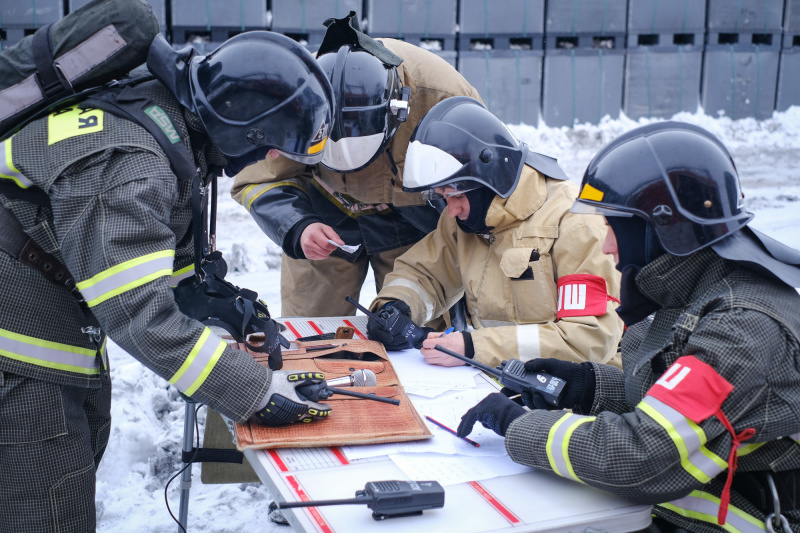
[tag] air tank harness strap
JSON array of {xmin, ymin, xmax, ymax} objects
[{"xmin": 0, "ymin": 204, "xmax": 81, "ymax": 297}]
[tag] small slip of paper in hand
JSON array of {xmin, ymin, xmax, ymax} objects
[{"xmin": 327, "ymin": 239, "xmax": 361, "ymax": 254}]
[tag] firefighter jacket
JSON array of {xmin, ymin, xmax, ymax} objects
[
  {"xmin": 505, "ymin": 247, "xmax": 800, "ymax": 533},
  {"xmin": 230, "ymin": 38, "xmax": 483, "ymax": 261},
  {"xmin": 371, "ymin": 164, "xmax": 624, "ymax": 368},
  {"xmin": 0, "ymin": 80, "xmax": 270, "ymax": 424}
]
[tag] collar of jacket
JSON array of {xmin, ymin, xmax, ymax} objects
[
  {"xmin": 634, "ymin": 247, "xmax": 738, "ymax": 309},
  {"xmin": 483, "ymin": 164, "xmax": 547, "ymax": 232}
]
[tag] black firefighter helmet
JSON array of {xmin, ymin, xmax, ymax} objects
[
  {"xmin": 403, "ymin": 96, "xmax": 525, "ymax": 200},
  {"xmin": 316, "ymin": 44, "xmax": 410, "ymax": 173},
  {"xmin": 147, "ymin": 32, "xmax": 334, "ymax": 168},
  {"xmin": 572, "ymin": 121, "xmax": 800, "ymax": 287}
]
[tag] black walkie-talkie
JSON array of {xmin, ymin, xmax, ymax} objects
[
  {"xmin": 434, "ymin": 344, "xmax": 566, "ymax": 408},
  {"xmin": 277, "ymin": 480, "xmax": 445, "ymax": 520}
]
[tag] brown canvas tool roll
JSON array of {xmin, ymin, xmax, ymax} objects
[{"xmin": 232, "ymin": 338, "xmax": 432, "ymax": 450}]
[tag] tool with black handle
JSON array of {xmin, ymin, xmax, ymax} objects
[
  {"xmin": 345, "ymin": 295, "xmax": 428, "ymax": 349},
  {"xmin": 276, "ymin": 480, "xmax": 445, "ymax": 520},
  {"xmin": 291, "ymin": 372, "xmax": 400, "ymax": 406},
  {"xmin": 433, "ymin": 344, "xmax": 566, "ymax": 408}
]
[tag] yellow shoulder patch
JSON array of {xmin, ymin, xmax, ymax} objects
[{"xmin": 48, "ymin": 106, "xmax": 104, "ymax": 146}]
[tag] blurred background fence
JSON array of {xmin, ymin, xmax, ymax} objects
[{"xmin": 2, "ymin": 0, "xmax": 798, "ymax": 125}]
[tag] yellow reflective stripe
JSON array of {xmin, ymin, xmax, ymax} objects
[
  {"xmin": 169, "ymin": 328, "xmax": 226, "ymax": 396},
  {"xmin": 0, "ymin": 326, "xmax": 100, "ymax": 375},
  {"xmin": 737, "ymin": 442, "xmax": 766, "ymax": 457},
  {"xmin": 1, "ymin": 138, "xmax": 34, "ymax": 188},
  {"xmin": 659, "ymin": 490, "xmax": 765, "ymax": 533},
  {"xmin": 638, "ymin": 397, "xmax": 727, "ymax": 483},
  {"xmin": 790, "ymin": 432, "xmax": 800, "ymax": 445},
  {"xmin": 77, "ymin": 250, "xmax": 175, "ymax": 307},
  {"xmin": 171, "ymin": 264, "xmax": 194, "ymax": 287},
  {"xmin": 545, "ymin": 412, "xmax": 596, "ymax": 483},
  {"xmin": 242, "ymin": 181, "xmax": 305, "ymax": 211}
]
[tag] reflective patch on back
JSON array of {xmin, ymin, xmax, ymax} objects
[{"xmin": 48, "ymin": 106, "xmax": 104, "ymax": 145}]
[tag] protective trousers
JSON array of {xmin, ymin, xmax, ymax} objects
[
  {"xmin": 279, "ymin": 244, "xmax": 415, "ymax": 317},
  {"xmin": 0, "ymin": 370, "xmax": 112, "ymax": 533}
]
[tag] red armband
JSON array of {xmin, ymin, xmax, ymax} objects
[
  {"xmin": 556, "ymin": 274, "xmax": 617, "ymax": 320},
  {"xmin": 647, "ymin": 356, "xmax": 754, "ymax": 526}
]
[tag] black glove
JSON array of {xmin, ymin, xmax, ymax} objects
[
  {"xmin": 252, "ymin": 371, "xmax": 332, "ymax": 426},
  {"xmin": 522, "ymin": 359, "xmax": 596, "ymax": 413},
  {"xmin": 366, "ymin": 300, "xmax": 433, "ymax": 351},
  {"xmin": 457, "ymin": 393, "xmax": 526, "ymax": 438}
]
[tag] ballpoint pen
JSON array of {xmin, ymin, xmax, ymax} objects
[
  {"xmin": 425, "ymin": 415, "xmax": 480, "ymax": 447},
  {"xmin": 441, "ymin": 327, "xmax": 455, "ymax": 336}
]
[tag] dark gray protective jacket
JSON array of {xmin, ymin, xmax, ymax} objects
[
  {"xmin": 0, "ymin": 79, "xmax": 270, "ymax": 423},
  {"xmin": 505, "ymin": 248, "xmax": 800, "ymax": 532}
]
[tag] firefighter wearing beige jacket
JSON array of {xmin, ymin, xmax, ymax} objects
[{"xmin": 368, "ymin": 97, "xmax": 623, "ymax": 369}]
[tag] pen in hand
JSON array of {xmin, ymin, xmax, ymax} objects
[
  {"xmin": 440, "ymin": 327, "xmax": 455, "ymax": 337},
  {"xmin": 425, "ymin": 415, "xmax": 480, "ymax": 448}
]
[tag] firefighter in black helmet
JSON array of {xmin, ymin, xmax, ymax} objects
[
  {"xmin": 367, "ymin": 97, "xmax": 623, "ymax": 368},
  {"xmin": 0, "ymin": 30, "xmax": 333, "ymax": 531},
  {"xmin": 459, "ymin": 122, "xmax": 800, "ymax": 533},
  {"xmin": 230, "ymin": 12, "xmax": 483, "ymax": 321}
]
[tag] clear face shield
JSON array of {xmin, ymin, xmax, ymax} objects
[{"xmin": 420, "ymin": 182, "xmax": 480, "ymax": 201}]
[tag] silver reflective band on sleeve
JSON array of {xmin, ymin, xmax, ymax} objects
[
  {"xmin": 516, "ymin": 324, "xmax": 541, "ymax": 360},
  {"xmin": 0, "ymin": 326, "xmax": 101, "ymax": 375},
  {"xmin": 383, "ymin": 279, "xmax": 436, "ymax": 323},
  {"xmin": 638, "ymin": 395, "xmax": 727, "ymax": 484},
  {"xmin": 171, "ymin": 264, "xmax": 195, "ymax": 287},
  {"xmin": 403, "ymin": 140, "xmax": 463, "ymax": 190},
  {"xmin": 169, "ymin": 327, "xmax": 226, "ymax": 396},
  {"xmin": 659, "ymin": 491, "xmax": 766, "ymax": 532},
  {"xmin": 1, "ymin": 138, "xmax": 34, "ymax": 188},
  {"xmin": 545, "ymin": 412, "xmax": 596, "ymax": 483},
  {"xmin": 76, "ymin": 250, "xmax": 175, "ymax": 307}
]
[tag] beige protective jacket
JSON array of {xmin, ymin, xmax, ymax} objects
[
  {"xmin": 373, "ymin": 165, "xmax": 624, "ymax": 369},
  {"xmin": 231, "ymin": 38, "xmax": 483, "ymax": 209}
]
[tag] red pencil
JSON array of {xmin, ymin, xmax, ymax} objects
[{"xmin": 425, "ymin": 415, "xmax": 480, "ymax": 447}]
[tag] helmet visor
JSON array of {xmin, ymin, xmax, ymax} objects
[
  {"xmin": 320, "ymin": 132, "xmax": 385, "ymax": 171},
  {"xmin": 421, "ymin": 182, "xmax": 479, "ymax": 201},
  {"xmin": 404, "ymin": 139, "xmax": 466, "ymax": 191}
]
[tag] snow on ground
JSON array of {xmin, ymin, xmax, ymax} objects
[{"xmin": 96, "ymin": 109, "xmax": 800, "ymax": 532}]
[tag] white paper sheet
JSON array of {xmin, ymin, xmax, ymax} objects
[
  {"xmin": 389, "ymin": 452, "xmax": 533, "ymax": 486},
  {"xmin": 327, "ymin": 239, "xmax": 361, "ymax": 254}
]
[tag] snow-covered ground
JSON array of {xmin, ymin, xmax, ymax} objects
[{"xmin": 96, "ymin": 109, "xmax": 800, "ymax": 532}]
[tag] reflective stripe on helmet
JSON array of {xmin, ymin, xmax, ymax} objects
[
  {"xmin": 637, "ymin": 396, "xmax": 727, "ymax": 484},
  {"xmin": 404, "ymin": 140, "xmax": 464, "ymax": 191},
  {"xmin": 1, "ymin": 138, "xmax": 34, "ymax": 188},
  {"xmin": 76, "ymin": 250, "xmax": 175, "ymax": 307},
  {"xmin": 169, "ymin": 327, "xmax": 226, "ymax": 396},
  {"xmin": 0, "ymin": 326, "xmax": 101, "ymax": 375},
  {"xmin": 658, "ymin": 491, "xmax": 766, "ymax": 532},
  {"xmin": 545, "ymin": 412, "xmax": 596, "ymax": 483}
]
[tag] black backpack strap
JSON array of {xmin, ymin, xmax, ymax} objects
[
  {"xmin": 82, "ymin": 84, "xmax": 198, "ymax": 183},
  {"xmin": 32, "ymin": 24, "xmax": 75, "ymax": 101}
]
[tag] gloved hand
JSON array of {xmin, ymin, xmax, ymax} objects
[
  {"xmin": 456, "ymin": 393, "xmax": 526, "ymax": 438},
  {"xmin": 252, "ymin": 371, "xmax": 332, "ymax": 426},
  {"xmin": 522, "ymin": 359, "xmax": 596, "ymax": 413},
  {"xmin": 366, "ymin": 300, "xmax": 434, "ymax": 351}
]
